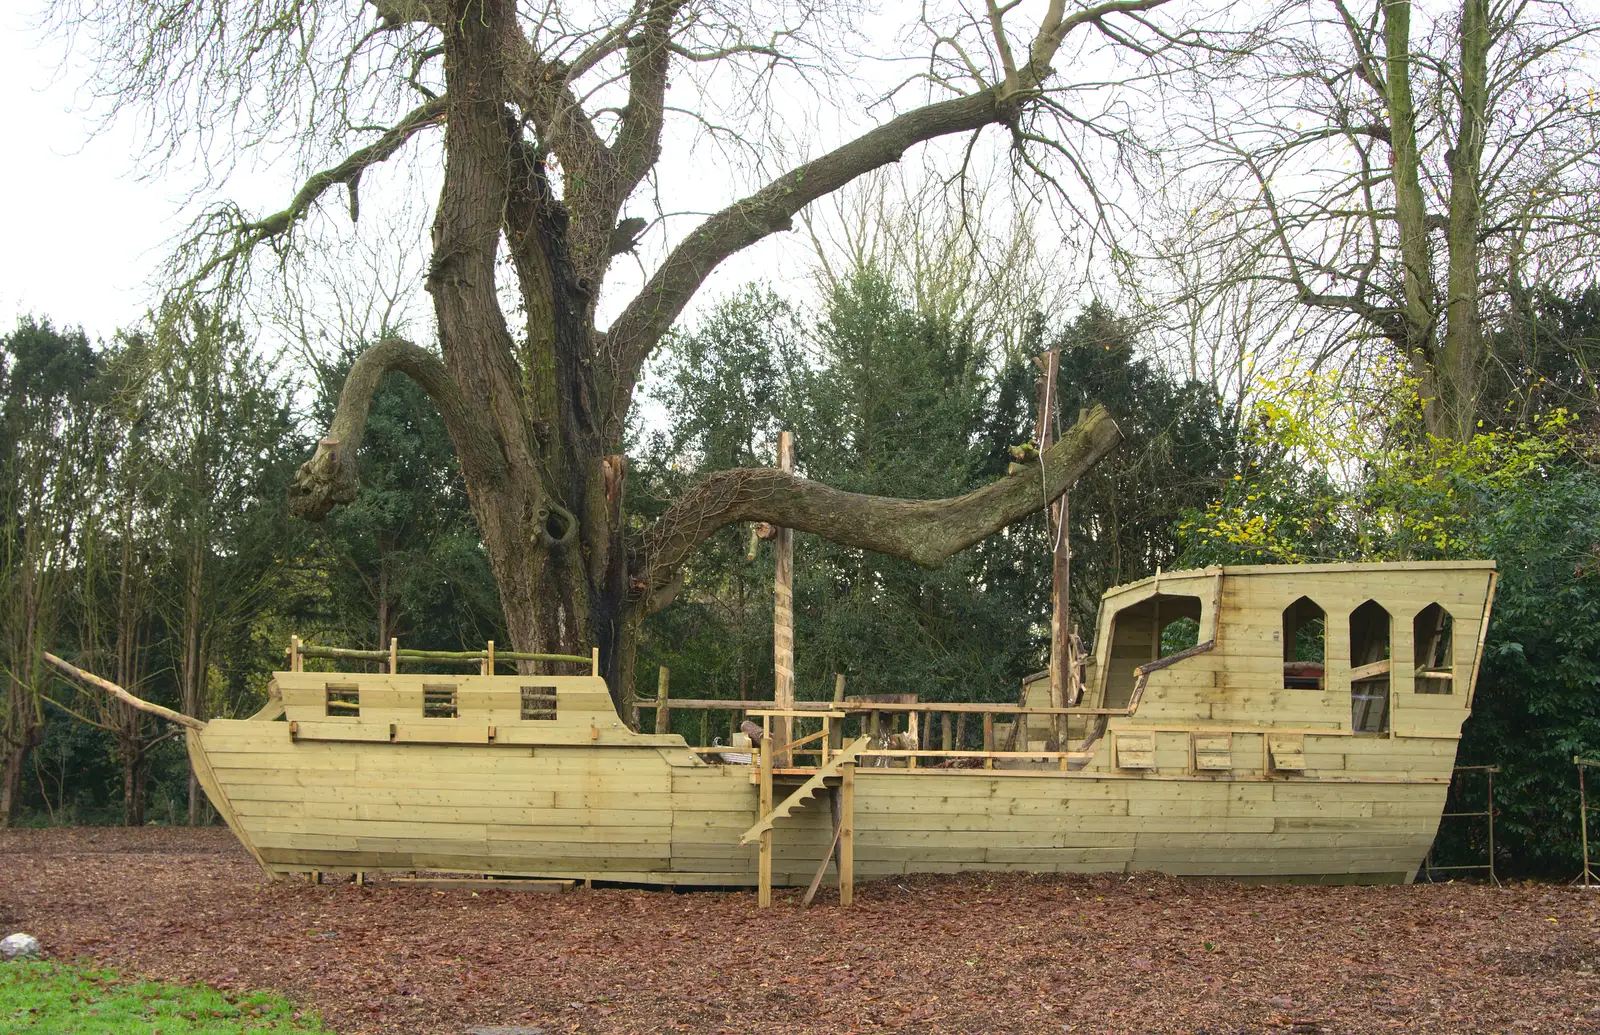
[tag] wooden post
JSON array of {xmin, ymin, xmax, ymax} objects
[
  {"xmin": 941, "ymin": 712, "xmax": 953, "ymax": 752},
  {"xmin": 1036, "ymin": 349, "xmax": 1074, "ymax": 743},
  {"xmin": 830, "ymin": 674, "xmax": 846, "ymax": 751},
  {"xmin": 291, "ymin": 635, "xmax": 303, "ymax": 672},
  {"xmin": 482, "ymin": 640, "xmax": 494, "ymax": 676},
  {"xmin": 592, "ymin": 646, "xmax": 601, "ymax": 678},
  {"xmin": 654, "ymin": 666, "xmax": 671, "ymax": 735},
  {"xmin": 773, "ymin": 430, "xmax": 796, "ymax": 767},
  {"xmin": 839, "ymin": 762, "xmax": 855, "ymax": 906},
  {"xmin": 389, "ymin": 637, "xmax": 399, "ymax": 675},
  {"xmin": 983, "ymin": 712, "xmax": 995, "ymax": 769},
  {"xmin": 758, "ymin": 719, "xmax": 774, "ymax": 908}
]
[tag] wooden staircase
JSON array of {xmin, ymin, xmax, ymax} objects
[{"xmin": 740, "ymin": 736, "xmax": 869, "ymax": 844}]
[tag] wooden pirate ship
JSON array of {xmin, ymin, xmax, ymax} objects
[{"xmin": 49, "ymin": 560, "xmax": 1497, "ymax": 900}]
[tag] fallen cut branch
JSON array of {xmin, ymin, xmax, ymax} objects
[
  {"xmin": 639, "ymin": 405, "xmax": 1122, "ymax": 599},
  {"xmin": 43, "ymin": 653, "xmax": 206, "ymax": 730}
]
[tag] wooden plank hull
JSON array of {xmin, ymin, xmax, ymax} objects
[{"xmin": 192, "ymin": 720, "xmax": 1447, "ymax": 886}]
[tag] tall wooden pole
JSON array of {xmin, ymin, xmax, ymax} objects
[
  {"xmin": 773, "ymin": 430, "xmax": 796, "ymax": 767},
  {"xmin": 1036, "ymin": 351, "xmax": 1073, "ymax": 743}
]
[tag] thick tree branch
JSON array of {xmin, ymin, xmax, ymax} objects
[
  {"xmin": 603, "ymin": 88, "xmax": 1005, "ymax": 422},
  {"xmin": 288, "ymin": 338, "xmax": 506, "ymax": 520},
  {"xmin": 637, "ymin": 406, "xmax": 1122, "ymax": 606},
  {"xmin": 613, "ymin": 1, "xmax": 681, "ymax": 191}
]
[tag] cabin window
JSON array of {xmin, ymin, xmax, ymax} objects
[
  {"xmin": 324, "ymin": 683, "xmax": 359, "ymax": 717},
  {"xmin": 1349, "ymin": 600, "xmax": 1392, "ymax": 733},
  {"xmin": 1160, "ymin": 617, "xmax": 1200, "ymax": 655},
  {"xmin": 1282, "ymin": 596, "xmax": 1326, "ymax": 689},
  {"xmin": 520, "ymin": 685, "xmax": 558, "ymax": 720},
  {"xmin": 423, "ymin": 683, "xmax": 458, "ymax": 718},
  {"xmin": 1414, "ymin": 604, "xmax": 1454, "ymax": 694},
  {"xmin": 1102, "ymin": 593, "xmax": 1205, "ymax": 709}
]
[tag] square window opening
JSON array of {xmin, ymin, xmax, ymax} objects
[
  {"xmin": 423, "ymin": 684, "xmax": 458, "ymax": 718},
  {"xmin": 520, "ymin": 685, "xmax": 558, "ymax": 721},
  {"xmin": 325, "ymin": 683, "xmax": 360, "ymax": 718}
]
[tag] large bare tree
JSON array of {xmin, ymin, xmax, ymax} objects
[
  {"xmin": 55, "ymin": 1, "xmax": 1186, "ymax": 708},
  {"xmin": 1166, "ymin": 0, "xmax": 1600, "ymax": 441}
]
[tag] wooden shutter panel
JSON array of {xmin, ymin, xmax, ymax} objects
[
  {"xmin": 1115, "ymin": 732, "xmax": 1156, "ymax": 770},
  {"xmin": 1192, "ymin": 733, "xmax": 1232, "ymax": 771},
  {"xmin": 1268, "ymin": 734, "xmax": 1306, "ymax": 771}
]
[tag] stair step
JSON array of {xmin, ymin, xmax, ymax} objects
[{"xmin": 739, "ymin": 737, "xmax": 868, "ymax": 844}]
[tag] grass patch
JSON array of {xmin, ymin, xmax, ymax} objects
[{"xmin": 1, "ymin": 960, "xmax": 331, "ymax": 1033}]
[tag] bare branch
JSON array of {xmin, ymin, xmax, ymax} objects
[{"xmin": 188, "ymin": 96, "xmax": 447, "ymax": 284}]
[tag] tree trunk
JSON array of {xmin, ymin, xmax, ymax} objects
[
  {"xmin": 1438, "ymin": 0, "xmax": 1490, "ymax": 442},
  {"xmin": 0, "ymin": 740, "xmax": 30, "ymax": 826},
  {"xmin": 122, "ymin": 738, "xmax": 146, "ymax": 827},
  {"xmin": 1385, "ymin": 0, "xmax": 1490, "ymax": 442},
  {"xmin": 1, "ymin": 563, "xmax": 46, "ymax": 828},
  {"xmin": 182, "ymin": 543, "xmax": 207, "ymax": 825}
]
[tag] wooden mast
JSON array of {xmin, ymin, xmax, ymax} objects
[
  {"xmin": 773, "ymin": 430, "xmax": 796, "ymax": 767},
  {"xmin": 1035, "ymin": 351, "xmax": 1074, "ymax": 743}
]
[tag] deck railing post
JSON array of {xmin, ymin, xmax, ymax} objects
[
  {"xmin": 1579, "ymin": 757, "xmax": 1599, "ymax": 888},
  {"xmin": 839, "ymin": 762, "xmax": 854, "ymax": 906},
  {"xmin": 654, "ymin": 667, "xmax": 671, "ymax": 736},
  {"xmin": 1487, "ymin": 767, "xmax": 1496, "ymax": 886},
  {"xmin": 758, "ymin": 725, "xmax": 774, "ymax": 908}
]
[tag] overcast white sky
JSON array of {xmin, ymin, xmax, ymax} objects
[{"xmin": 0, "ymin": 12, "xmax": 173, "ymax": 340}]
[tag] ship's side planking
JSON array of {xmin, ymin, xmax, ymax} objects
[{"xmin": 189, "ymin": 560, "xmax": 1496, "ymax": 886}]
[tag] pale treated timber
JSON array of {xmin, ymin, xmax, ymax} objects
[
  {"xmin": 654, "ymin": 666, "xmax": 671, "ymax": 735},
  {"xmin": 157, "ymin": 560, "xmax": 1496, "ymax": 894},
  {"xmin": 45, "ymin": 653, "xmax": 205, "ymax": 729},
  {"xmin": 839, "ymin": 762, "xmax": 855, "ymax": 906},
  {"xmin": 773, "ymin": 429, "xmax": 796, "ymax": 767},
  {"xmin": 758, "ymin": 728, "xmax": 773, "ymax": 908},
  {"xmin": 801, "ymin": 822, "xmax": 844, "ymax": 908}
]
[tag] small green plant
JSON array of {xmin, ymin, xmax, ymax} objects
[{"xmin": 0, "ymin": 960, "xmax": 329, "ymax": 1033}]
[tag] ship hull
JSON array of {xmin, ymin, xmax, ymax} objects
[{"xmin": 192, "ymin": 720, "xmax": 1448, "ymax": 886}]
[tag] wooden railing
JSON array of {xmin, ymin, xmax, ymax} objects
[{"xmin": 287, "ymin": 636, "xmax": 598, "ymax": 676}]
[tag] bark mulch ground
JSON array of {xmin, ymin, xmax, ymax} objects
[{"xmin": 3, "ymin": 826, "xmax": 1598, "ymax": 1035}]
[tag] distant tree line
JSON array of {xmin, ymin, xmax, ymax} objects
[{"xmin": 0, "ymin": 312, "xmax": 505, "ymax": 827}]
